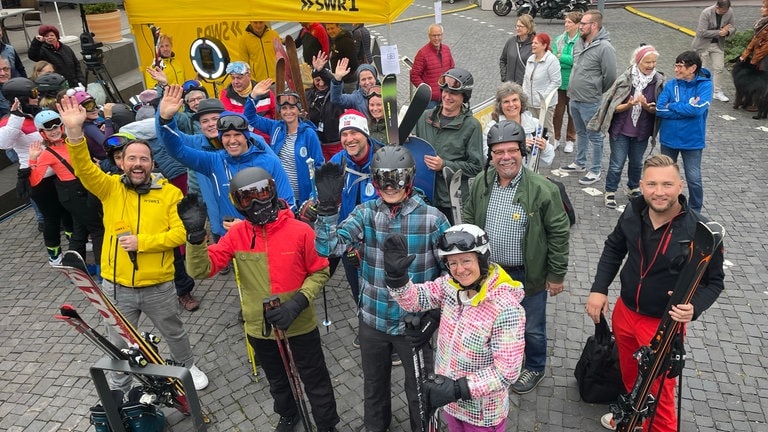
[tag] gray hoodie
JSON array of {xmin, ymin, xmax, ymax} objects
[{"xmin": 567, "ymin": 27, "xmax": 617, "ymax": 103}]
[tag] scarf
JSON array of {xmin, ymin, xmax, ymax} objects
[{"xmin": 630, "ymin": 65, "xmax": 655, "ymax": 127}]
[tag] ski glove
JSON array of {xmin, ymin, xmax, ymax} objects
[
  {"xmin": 315, "ymin": 163, "xmax": 344, "ymax": 216},
  {"xmin": 297, "ymin": 198, "xmax": 318, "ymax": 225},
  {"xmin": 424, "ymin": 374, "xmax": 471, "ymax": 416},
  {"xmin": 383, "ymin": 233, "xmax": 415, "ymax": 288},
  {"xmin": 265, "ymin": 292, "xmax": 310, "ymax": 331},
  {"xmin": 177, "ymin": 193, "xmax": 208, "ymax": 245},
  {"xmin": 404, "ymin": 309, "xmax": 441, "ymax": 349}
]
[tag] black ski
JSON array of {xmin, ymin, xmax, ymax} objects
[
  {"xmin": 382, "ymin": 74, "xmax": 399, "ymax": 145},
  {"xmin": 611, "ymin": 221, "xmax": 725, "ymax": 431},
  {"xmin": 399, "ymin": 83, "xmax": 431, "ymax": 144}
]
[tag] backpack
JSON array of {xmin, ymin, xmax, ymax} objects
[{"xmin": 547, "ymin": 176, "xmax": 576, "ymax": 226}]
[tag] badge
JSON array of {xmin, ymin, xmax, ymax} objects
[{"xmin": 300, "ymin": 147, "xmax": 308, "ymax": 158}]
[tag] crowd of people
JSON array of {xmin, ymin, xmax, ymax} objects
[{"xmin": 0, "ymin": 5, "xmax": 745, "ymax": 430}]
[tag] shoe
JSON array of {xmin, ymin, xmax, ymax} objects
[
  {"xmin": 601, "ymin": 413, "xmax": 616, "ymax": 430},
  {"xmin": 48, "ymin": 255, "xmax": 62, "ymax": 266},
  {"xmin": 627, "ymin": 188, "xmax": 642, "ymax": 199},
  {"xmin": 604, "ymin": 192, "xmax": 617, "ymax": 209},
  {"xmin": 274, "ymin": 414, "xmax": 301, "ymax": 432},
  {"xmin": 747, "ymin": 104, "xmax": 759, "ymax": 112},
  {"xmin": 579, "ymin": 171, "xmax": 602, "ymax": 185},
  {"xmin": 510, "ymin": 369, "xmax": 544, "ymax": 394},
  {"xmin": 189, "ymin": 364, "xmax": 209, "ymax": 390},
  {"xmin": 564, "ymin": 140, "xmax": 575, "ymax": 153},
  {"xmin": 391, "ymin": 352, "xmax": 402, "ymax": 366},
  {"xmin": 178, "ymin": 293, "xmax": 200, "ymax": 311},
  {"xmin": 218, "ymin": 264, "xmax": 231, "ymax": 276},
  {"xmin": 352, "ymin": 336, "xmax": 360, "ymax": 348},
  {"xmin": 713, "ymin": 90, "xmax": 729, "ymax": 102},
  {"xmin": 560, "ymin": 162, "xmax": 586, "ymax": 172}
]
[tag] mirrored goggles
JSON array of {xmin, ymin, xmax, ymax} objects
[
  {"xmin": 81, "ymin": 98, "xmax": 97, "ymax": 112},
  {"xmin": 40, "ymin": 119, "xmax": 63, "ymax": 131},
  {"xmin": 217, "ymin": 114, "xmax": 248, "ymax": 132},
  {"xmin": 182, "ymin": 79, "xmax": 202, "ymax": 92},
  {"xmin": 104, "ymin": 132, "xmax": 137, "ymax": 150},
  {"xmin": 29, "ymin": 88, "xmax": 39, "ymax": 99},
  {"xmin": 231, "ymin": 178, "xmax": 276, "ymax": 210},
  {"xmin": 372, "ymin": 167, "xmax": 414, "ymax": 190}
]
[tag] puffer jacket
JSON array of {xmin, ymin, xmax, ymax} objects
[{"xmin": 410, "ymin": 42, "xmax": 455, "ymax": 101}]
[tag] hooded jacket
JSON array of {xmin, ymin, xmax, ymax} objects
[
  {"xmin": 186, "ymin": 207, "xmax": 330, "ymax": 339},
  {"xmin": 0, "ymin": 41, "xmax": 26, "ymax": 78},
  {"xmin": 306, "ymin": 74, "xmax": 345, "ymax": 145},
  {"xmin": 330, "ymin": 63, "xmax": 379, "ymax": 115},
  {"xmin": 655, "ymin": 69, "xmax": 712, "ymax": 150},
  {"xmin": 239, "ymin": 24, "xmax": 280, "ymax": 82},
  {"xmin": 328, "ymin": 137, "xmax": 383, "ymax": 221},
  {"xmin": 567, "ymin": 27, "xmax": 617, "ymax": 103}
]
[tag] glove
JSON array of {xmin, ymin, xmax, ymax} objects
[
  {"xmin": 383, "ymin": 233, "xmax": 415, "ymax": 288},
  {"xmin": 177, "ymin": 193, "xmax": 208, "ymax": 244},
  {"xmin": 424, "ymin": 374, "xmax": 471, "ymax": 415},
  {"xmin": 297, "ymin": 198, "xmax": 318, "ymax": 225},
  {"xmin": 315, "ymin": 163, "xmax": 344, "ymax": 216},
  {"xmin": 404, "ymin": 309, "xmax": 440, "ymax": 349},
  {"xmin": 265, "ymin": 293, "xmax": 309, "ymax": 330}
]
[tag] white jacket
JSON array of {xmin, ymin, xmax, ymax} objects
[{"xmin": 523, "ymin": 50, "xmax": 561, "ymax": 108}]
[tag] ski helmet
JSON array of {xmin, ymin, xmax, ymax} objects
[
  {"xmin": 437, "ymin": 224, "xmax": 491, "ymax": 278},
  {"xmin": 34, "ymin": 73, "xmax": 68, "ymax": 97},
  {"xmin": 110, "ymin": 104, "xmax": 136, "ymax": 131},
  {"xmin": 2, "ymin": 77, "xmax": 38, "ymax": 100},
  {"xmin": 229, "ymin": 167, "xmax": 280, "ymax": 225},
  {"xmin": 486, "ymin": 120, "xmax": 527, "ymax": 157},
  {"xmin": 72, "ymin": 90, "xmax": 93, "ymax": 104},
  {"xmin": 438, "ymin": 67, "xmax": 474, "ymax": 103},
  {"xmin": 371, "ymin": 145, "xmax": 415, "ymax": 195},
  {"xmin": 34, "ymin": 109, "xmax": 62, "ymax": 130}
]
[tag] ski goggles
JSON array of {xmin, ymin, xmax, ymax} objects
[
  {"xmin": 438, "ymin": 230, "xmax": 488, "ymax": 252},
  {"xmin": 103, "ymin": 132, "xmax": 137, "ymax": 151},
  {"xmin": 365, "ymin": 86, "xmax": 382, "ymax": 99},
  {"xmin": 28, "ymin": 88, "xmax": 39, "ymax": 99},
  {"xmin": 80, "ymin": 98, "xmax": 98, "ymax": 112},
  {"xmin": 182, "ymin": 80, "xmax": 202, "ymax": 92},
  {"xmin": 277, "ymin": 93, "xmax": 300, "ymax": 108},
  {"xmin": 231, "ymin": 178, "xmax": 276, "ymax": 210},
  {"xmin": 39, "ymin": 119, "xmax": 63, "ymax": 131},
  {"xmin": 217, "ymin": 114, "xmax": 248, "ymax": 132},
  {"xmin": 438, "ymin": 74, "xmax": 470, "ymax": 92},
  {"xmin": 371, "ymin": 167, "xmax": 414, "ymax": 191}
]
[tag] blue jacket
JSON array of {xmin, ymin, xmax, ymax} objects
[
  {"xmin": 157, "ymin": 115, "xmax": 295, "ymax": 236},
  {"xmin": 329, "ymin": 139, "xmax": 383, "ymax": 221},
  {"xmin": 655, "ymin": 68, "xmax": 712, "ymax": 151},
  {"xmin": 244, "ymin": 97, "xmax": 324, "ymax": 203}
]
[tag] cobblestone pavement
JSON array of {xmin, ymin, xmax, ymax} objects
[{"xmin": 1, "ymin": 2, "xmax": 767, "ymax": 431}]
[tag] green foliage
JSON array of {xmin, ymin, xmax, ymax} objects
[
  {"xmin": 82, "ymin": 2, "xmax": 118, "ymax": 15},
  {"xmin": 725, "ymin": 29, "xmax": 754, "ymax": 61}
]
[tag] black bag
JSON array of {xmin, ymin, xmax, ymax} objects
[
  {"xmin": 574, "ymin": 313, "xmax": 625, "ymax": 404},
  {"xmin": 547, "ymin": 176, "xmax": 576, "ymax": 226}
]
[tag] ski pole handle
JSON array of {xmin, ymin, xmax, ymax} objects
[{"xmin": 262, "ymin": 298, "xmax": 274, "ymax": 337}]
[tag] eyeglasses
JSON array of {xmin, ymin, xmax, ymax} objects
[
  {"xmin": 674, "ymin": 62, "xmax": 692, "ymax": 69},
  {"xmin": 103, "ymin": 132, "xmax": 137, "ymax": 150},
  {"xmin": 217, "ymin": 114, "xmax": 248, "ymax": 132},
  {"xmin": 366, "ymin": 86, "xmax": 382, "ymax": 99},
  {"xmin": 0, "ymin": 67, "xmax": 11, "ymax": 73},
  {"xmin": 185, "ymin": 95, "xmax": 205, "ymax": 104},
  {"xmin": 491, "ymin": 147, "xmax": 521, "ymax": 157},
  {"xmin": 81, "ymin": 98, "xmax": 97, "ymax": 112},
  {"xmin": 438, "ymin": 230, "xmax": 488, "ymax": 252},
  {"xmin": 40, "ymin": 119, "xmax": 62, "ymax": 131},
  {"xmin": 579, "ymin": 21, "xmax": 595, "ymax": 26},
  {"xmin": 372, "ymin": 167, "xmax": 414, "ymax": 191},
  {"xmin": 429, "ymin": 33, "xmax": 443, "ymax": 37},
  {"xmin": 231, "ymin": 178, "xmax": 276, "ymax": 210}
]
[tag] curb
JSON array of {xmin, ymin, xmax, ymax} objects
[{"xmin": 624, "ymin": 6, "xmax": 696, "ymax": 37}]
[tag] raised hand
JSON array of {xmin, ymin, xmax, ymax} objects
[
  {"xmin": 333, "ymin": 57, "xmax": 350, "ymax": 82},
  {"xmin": 383, "ymin": 233, "xmax": 415, "ymax": 288},
  {"xmin": 146, "ymin": 67, "xmax": 168, "ymax": 86},
  {"xmin": 29, "ymin": 140, "xmax": 43, "ymax": 160},
  {"xmin": 250, "ymin": 78, "xmax": 274, "ymax": 99},
  {"xmin": 177, "ymin": 193, "xmax": 208, "ymax": 244},
  {"xmin": 312, "ymin": 51, "xmax": 328, "ymax": 71},
  {"xmin": 159, "ymin": 84, "xmax": 184, "ymax": 120},
  {"xmin": 56, "ymin": 95, "xmax": 87, "ymax": 138},
  {"xmin": 314, "ymin": 163, "xmax": 345, "ymax": 216}
]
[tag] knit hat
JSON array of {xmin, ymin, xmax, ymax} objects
[
  {"xmin": 339, "ymin": 109, "xmax": 369, "ymax": 137},
  {"xmin": 632, "ymin": 45, "xmax": 659, "ymax": 66},
  {"xmin": 356, "ymin": 64, "xmax": 379, "ymax": 86},
  {"xmin": 38, "ymin": 25, "xmax": 60, "ymax": 39},
  {"xmin": 226, "ymin": 61, "xmax": 250, "ymax": 75}
]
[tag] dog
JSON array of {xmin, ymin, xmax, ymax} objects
[{"xmin": 730, "ymin": 58, "xmax": 768, "ymax": 119}]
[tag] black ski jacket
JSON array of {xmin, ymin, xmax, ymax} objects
[{"xmin": 590, "ymin": 195, "xmax": 724, "ymax": 320}]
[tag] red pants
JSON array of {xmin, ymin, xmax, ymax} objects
[{"xmin": 612, "ymin": 298, "xmax": 682, "ymax": 432}]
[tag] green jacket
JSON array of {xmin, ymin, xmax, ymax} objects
[
  {"xmin": 413, "ymin": 105, "xmax": 484, "ymax": 208},
  {"xmin": 463, "ymin": 167, "xmax": 570, "ymax": 296}
]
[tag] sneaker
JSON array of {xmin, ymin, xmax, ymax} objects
[
  {"xmin": 189, "ymin": 364, "xmax": 209, "ymax": 390},
  {"xmin": 352, "ymin": 336, "xmax": 360, "ymax": 348},
  {"xmin": 178, "ymin": 293, "xmax": 200, "ymax": 311},
  {"xmin": 604, "ymin": 192, "xmax": 617, "ymax": 209},
  {"xmin": 560, "ymin": 162, "xmax": 586, "ymax": 172},
  {"xmin": 564, "ymin": 140, "xmax": 575, "ymax": 153},
  {"xmin": 510, "ymin": 369, "xmax": 545, "ymax": 394},
  {"xmin": 391, "ymin": 352, "xmax": 402, "ymax": 366},
  {"xmin": 579, "ymin": 171, "xmax": 602, "ymax": 185},
  {"xmin": 627, "ymin": 188, "xmax": 642, "ymax": 199},
  {"xmin": 601, "ymin": 413, "xmax": 616, "ymax": 430},
  {"xmin": 713, "ymin": 90, "xmax": 729, "ymax": 102},
  {"xmin": 48, "ymin": 255, "xmax": 62, "ymax": 266},
  {"xmin": 218, "ymin": 263, "xmax": 231, "ymax": 276},
  {"xmin": 274, "ymin": 414, "xmax": 301, "ymax": 432}
]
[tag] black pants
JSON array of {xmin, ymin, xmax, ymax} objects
[
  {"xmin": 56, "ymin": 179, "xmax": 104, "ymax": 265},
  {"xmin": 248, "ymin": 328, "xmax": 339, "ymax": 431},
  {"xmin": 329, "ymin": 255, "xmax": 362, "ymax": 305},
  {"xmin": 30, "ymin": 177, "xmax": 72, "ymax": 249},
  {"xmin": 173, "ymin": 246, "xmax": 195, "ymax": 296}
]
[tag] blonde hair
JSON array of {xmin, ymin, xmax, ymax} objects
[
  {"xmin": 642, "ymin": 154, "xmax": 681, "ymax": 176},
  {"xmin": 31, "ymin": 61, "xmax": 54, "ymax": 81},
  {"xmin": 517, "ymin": 14, "xmax": 535, "ymax": 35}
]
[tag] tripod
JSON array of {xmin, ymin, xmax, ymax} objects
[{"xmin": 81, "ymin": 32, "xmax": 124, "ymax": 104}]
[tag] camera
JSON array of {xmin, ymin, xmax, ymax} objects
[{"xmin": 80, "ymin": 31, "xmax": 104, "ymax": 66}]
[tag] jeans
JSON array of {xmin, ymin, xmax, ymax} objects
[
  {"xmin": 102, "ymin": 280, "xmax": 194, "ymax": 393},
  {"xmin": 569, "ymin": 100, "xmax": 604, "ymax": 174},
  {"xmin": 605, "ymin": 134, "xmax": 649, "ymax": 193},
  {"xmin": 660, "ymin": 145, "xmax": 703, "ymax": 213},
  {"xmin": 520, "ymin": 290, "xmax": 548, "ymax": 372}
]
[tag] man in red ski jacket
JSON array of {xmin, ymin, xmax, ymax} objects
[{"xmin": 410, "ymin": 24, "xmax": 455, "ymax": 107}]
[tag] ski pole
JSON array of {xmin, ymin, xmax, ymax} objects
[
  {"xmin": 405, "ymin": 314, "xmax": 429, "ymax": 432},
  {"xmin": 321, "ymin": 285, "xmax": 332, "ymax": 333},
  {"xmin": 267, "ymin": 296, "xmax": 313, "ymax": 432}
]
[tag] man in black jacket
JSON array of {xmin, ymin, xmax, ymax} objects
[
  {"xmin": 585, "ymin": 154, "xmax": 724, "ymax": 431},
  {"xmin": 325, "ymin": 23, "xmax": 359, "ymax": 92}
]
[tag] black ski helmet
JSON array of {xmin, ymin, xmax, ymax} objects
[
  {"xmin": 229, "ymin": 167, "xmax": 280, "ymax": 226},
  {"xmin": 2, "ymin": 77, "xmax": 38, "ymax": 101},
  {"xmin": 371, "ymin": 145, "xmax": 416, "ymax": 195},
  {"xmin": 439, "ymin": 67, "xmax": 474, "ymax": 103},
  {"xmin": 486, "ymin": 120, "xmax": 527, "ymax": 157},
  {"xmin": 34, "ymin": 73, "xmax": 68, "ymax": 98},
  {"xmin": 110, "ymin": 104, "xmax": 136, "ymax": 131}
]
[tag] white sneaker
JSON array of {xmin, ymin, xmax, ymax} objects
[
  {"xmin": 48, "ymin": 255, "xmax": 62, "ymax": 266},
  {"xmin": 713, "ymin": 90, "xmax": 729, "ymax": 102},
  {"xmin": 601, "ymin": 413, "xmax": 616, "ymax": 430},
  {"xmin": 564, "ymin": 141, "xmax": 575, "ymax": 153},
  {"xmin": 579, "ymin": 171, "xmax": 602, "ymax": 185},
  {"xmin": 189, "ymin": 364, "xmax": 209, "ymax": 390}
]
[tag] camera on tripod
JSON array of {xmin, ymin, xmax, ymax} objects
[{"xmin": 80, "ymin": 31, "xmax": 104, "ymax": 67}]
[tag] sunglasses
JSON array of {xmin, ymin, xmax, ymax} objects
[
  {"xmin": 439, "ymin": 230, "xmax": 488, "ymax": 252},
  {"xmin": 81, "ymin": 99, "xmax": 97, "ymax": 112},
  {"xmin": 371, "ymin": 167, "xmax": 414, "ymax": 190},
  {"xmin": 40, "ymin": 119, "xmax": 62, "ymax": 131},
  {"xmin": 217, "ymin": 114, "xmax": 248, "ymax": 132},
  {"xmin": 104, "ymin": 132, "xmax": 137, "ymax": 150},
  {"xmin": 231, "ymin": 178, "xmax": 276, "ymax": 210}
]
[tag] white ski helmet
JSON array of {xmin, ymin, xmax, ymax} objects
[{"xmin": 438, "ymin": 224, "xmax": 492, "ymax": 279}]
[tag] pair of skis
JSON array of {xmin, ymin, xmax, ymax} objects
[
  {"xmin": 527, "ymin": 89, "xmax": 557, "ymax": 173},
  {"xmin": 274, "ymin": 35, "xmax": 308, "ymax": 119},
  {"xmin": 611, "ymin": 221, "xmax": 725, "ymax": 431}
]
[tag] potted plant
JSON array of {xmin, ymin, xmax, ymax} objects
[{"xmin": 83, "ymin": 2, "xmax": 122, "ymax": 43}]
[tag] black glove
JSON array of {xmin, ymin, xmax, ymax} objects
[
  {"xmin": 297, "ymin": 198, "xmax": 318, "ymax": 225},
  {"xmin": 315, "ymin": 163, "xmax": 344, "ymax": 216},
  {"xmin": 404, "ymin": 310, "xmax": 440, "ymax": 349},
  {"xmin": 383, "ymin": 233, "xmax": 415, "ymax": 288},
  {"xmin": 265, "ymin": 292, "xmax": 309, "ymax": 330},
  {"xmin": 177, "ymin": 193, "xmax": 208, "ymax": 244},
  {"xmin": 424, "ymin": 375, "xmax": 471, "ymax": 415}
]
